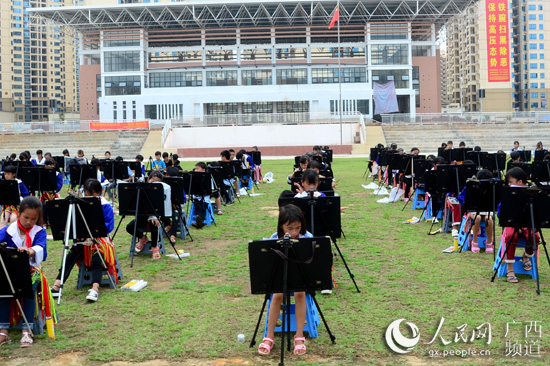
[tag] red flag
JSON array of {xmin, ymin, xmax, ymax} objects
[{"xmin": 328, "ymin": 6, "xmax": 339, "ymax": 29}]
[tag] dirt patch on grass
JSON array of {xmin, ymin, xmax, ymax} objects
[
  {"xmin": 190, "ymin": 239, "xmax": 242, "ymax": 254},
  {"xmin": 260, "ymin": 206, "xmax": 280, "ymax": 218}
]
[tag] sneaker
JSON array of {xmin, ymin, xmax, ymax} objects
[
  {"xmin": 321, "ymin": 289, "xmax": 333, "ymax": 295},
  {"xmin": 50, "ymin": 287, "xmax": 60, "ymax": 298},
  {"xmin": 451, "ymin": 229, "xmax": 459, "ymax": 237},
  {"xmin": 86, "ymin": 289, "xmax": 98, "ymax": 302},
  {"xmin": 195, "ymin": 215, "xmax": 205, "ymax": 229}
]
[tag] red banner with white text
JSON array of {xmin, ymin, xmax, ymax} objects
[
  {"xmin": 486, "ymin": 0, "xmax": 510, "ymax": 82},
  {"xmin": 90, "ymin": 121, "xmax": 149, "ymax": 130}
]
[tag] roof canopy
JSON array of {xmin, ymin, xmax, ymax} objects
[{"xmin": 29, "ymin": 0, "xmax": 475, "ymax": 32}]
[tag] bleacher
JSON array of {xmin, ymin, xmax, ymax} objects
[
  {"xmin": 382, "ymin": 122, "xmax": 550, "ymax": 154},
  {"xmin": 0, "ymin": 130, "xmax": 149, "ymax": 160}
]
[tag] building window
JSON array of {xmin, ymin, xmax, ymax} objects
[
  {"xmin": 105, "ymin": 76, "xmax": 141, "ymax": 96},
  {"xmin": 242, "ymin": 102, "xmax": 273, "ymax": 114},
  {"xmin": 311, "ymin": 68, "xmax": 366, "ymax": 83},
  {"xmin": 531, "ymin": 93, "xmax": 539, "ymax": 98},
  {"xmin": 240, "ymin": 49, "xmax": 272, "ymax": 61},
  {"xmin": 411, "ymin": 46, "xmax": 431, "ymax": 57},
  {"xmin": 206, "ymin": 71, "xmax": 237, "ymax": 86},
  {"xmin": 104, "ymin": 51, "xmax": 140, "ymax": 72},
  {"xmin": 241, "ymin": 70, "xmax": 272, "ymax": 85},
  {"xmin": 275, "ymin": 48, "xmax": 307, "ymax": 60},
  {"xmin": 113, "ymin": 101, "xmax": 117, "ymax": 120},
  {"xmin": 371, "ymin": 44, "xmax": 409, "ymax": 65},
  {"xmin": 370, "ymin": 23, "xmax": 408, "ymax": 40},
  {"xmin": 276, "ymin": 69, "xmax": 307, "ymax": 85},
  {"xmin": 310, "ymin": 47, "xmax": 366, "ymax": 60},
  {"xmin": 530, "ymin": 54, "xmax": 538, "ymax": 59},
  {"xmin": 531, "ymin": 102, "xmax": 539, "ymax": 108},
  {"xmin": 276, "ymin": 101, "xmax": 309, "ymax": 113},
  {"xmin": 372, "ymin": 70, "xmax": 409, "ymax": 88},
  {"xmin": 103, "ymin": 30, "xmax": 141, "ymax": 47},
  {"xmin": 206, "ymin": 103, "xmax": 238, "ymax": 115},
  {"xmin": 144, "ymin": 105, "xmax": 157, "ymax": 119},
  {"xmin": 530, "ymin": 44, "xmax": 537, "ymax": 49},
  {"xmin": 357, "ymin": 99, "xmax": 369, "ymax": 114},
  {"xmin": 530, "ymin": 83, "xmax": 539, "ymax": 88},
  {"xmin": 150, "ymin": 72, "xmax": 202, "ymax": 88}
]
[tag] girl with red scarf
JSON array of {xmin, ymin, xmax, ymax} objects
[{"xmin": 0, "ymin": 196, "xmax": 56, "ymax": 347}]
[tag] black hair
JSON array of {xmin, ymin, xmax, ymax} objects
[
  {"xmin": 162, "ymin": 152, "xmax": 169, "ymax": 158},
  {"xmin": 115, "ymin": 156, "xmax": 124, "ymax": 162},
  {"xmin": 228, "ymin": 149, "xmax": 235, "ymax": 153},
  {"xmin": 19, "ymin": 153, "xmax": 27, "ymax": 161},
  {"xmin": 307, "ymin": 160, "xmax": 321, "ymax": 171},
  {"xmin": 301, "ymin": 169, "xmax": 319, "ymax": 185},
  {"xmin": 476, "ymin": 169, "xmax": 493, "ymax": 180},
  {"xmin": 434, "ymin": 157, "xmax": 445, "ymax": 165},
  {"xmin": 276, "ymin": 204, "xmax": 307, "ymax": 238},
  {"xmin": 514, "ymin": 140, "xmax": 519, "ymax": 145},
  {"xmin": 238, "ymin": 149, "xmax": 246, "ymax": 154},
  {"xmin": 172, "ymin": 154, "xmax": 179, "ymax": 160},
  {"xmin": 299, "ymin": 155, "xmax": 310, "ymax": 165},
  {"xmin": 4, "ymin": 165, "xmax": 16, "ymax": 174},
  {"xmin": 77, "ymin": 149, "xmax": 84, "ymax": 155},
  {"xmin": 537, "ymin": 141, "xmax": 543, "ymax": 147},
  {"xmin": 463, "ymin": 160, "xmax": 475, "ymax": 165},
  {"xmin": 155, "ymin": 151, "xmax": 161, "ymax": 156},
  {"xmin": 36, "ymin": 149, "xmax": 43, "ymax": 155},
  {"xmin": 426, "ymin": 154, "xmax": 436, "ymax": 160},
  {"xmin": 510, "ymin": 151, "xmax": 520, "ymax": 161},
  {"xmin": 19, "ymin": 196, "xmax": 43, "ymax": 226},
  {"xmin": 10, "ymin": 153, "xmax": 16, "ymax": 159},
  {"xmin": 105, "ymin": 151, "xmax": 111, "ymax": 155},
  {"xmin": 135, "ymin": 154, "xmax": 144, "ymax": 162},
  {"xmin": 447, "ymin": 141, "xmax": 453, "ymax": 145},
  {"xmin": 252, "ymin": 146, "xmax": 258, "ymax": 150},
  {"xmin": 62, "ymin": 149, "xmax": 69, "ymax": 155},
  {"xmin": 195, "ymin": 162, "xmax": 207, "ymax": 170},
  {"xmin": 506, "ymin": 167, "xmax": 528, "ymax": 186},
  {"xmin": 148, "ymin": 170, "xmax": 164, "ymax": 181},
  {"xmin": 166, "ymin": 167, "xmax": 180, "ymax": 177},
  {"xmin": 83, "ymin": 178, "xmax": 102, "ymax": 195},
  {"xmin": 25, "ymin": 151, "xmax": 30, "ymax": 156},
  {"xmin": 45, "ymin": 158, "xmax": 56, "ymax": 167},
  {"xmin": 390, "ymin": 143, "xmax": 397, "ymax": 149},
  {"xmin": 44, "ymin": 152, "xmax": 52, "ymax": 157},
  {"xmin": 91, "ymin": 158, "xmax": 101, "ymax": 166},
  {"xmin": 279, "ymin": 190, "xmax": 295, "ymax": 199},
  {"xmin": 376, "ymin": 143, "xmax": 384, "ymax": 149},
  {"xmin": 441, "ymin": 143, "xmax": 447, "ymax": 148},
  {"xmin": 459, "ymin": 142, "xmax": 466, "ymax": 147},
  {"xmin": 473, "ymin": 146, "xmax": 481, "ymax": 152},
  {"xmin": 236, "ymin": 152, "xmax": 244, "ymax": 160},
  {"xmin": 410, "ymin": 147, "xmax": 419, "ymax": 153},
  {"xmin": 220, "ymin": 150, "xmax": 231, "ymax": 160}
]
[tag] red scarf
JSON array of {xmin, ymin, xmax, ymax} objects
[{"xmin": 17, "ymin": 220, "xmax": 33, "ymax": 248}]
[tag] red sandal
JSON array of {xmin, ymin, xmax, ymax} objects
[
  {"xmin": 293, "ymin": 336, "xmax": 306, "ymax": 355},
  {"xmin": 258, "ymin": 337, "xmax": 274, "ymax": 355},
  {"xmin": 151, "ymin": 246, "xmax": 161, "ymax": 259}
]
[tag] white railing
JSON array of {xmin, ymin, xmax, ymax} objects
[
  {"xmin": 0, "ymin": 120, "xmax": 152, "ymax": 134},
  {"xmin": 161, "ymin": 119, "xmax": 172, "ymax": 148},
  {"xmin": 169, "ymin": 112, "xmax": 362, "ymax": 128},
  {"xmin": 380, "ymin": 111, "xmax": 550, "ymax": 125}
]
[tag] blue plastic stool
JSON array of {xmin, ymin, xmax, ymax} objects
[
  {"xmin": 76, "ymin": 249, "xmax": 124, "ymax": 289},
  {"xmin": 493, "ymin": 236, "xmax": 538, "ymax": 279},
  {"xmin": 458, "ymin": 215, "xmax": 487, "ymax": 252},
  {"xmin": 187, "ymin": 201, "xmax": 216, "ymax": 226},
  {"xmin": 424, "ymin": 198, "xmax": 443, "ymax": 221},
  {"xmin": 263, "ymin": 293, "xmax": 320, "ymax": 338},
  {"xmin": 412, "ymin": 188, "xmax": 426, "ymax": 210}
]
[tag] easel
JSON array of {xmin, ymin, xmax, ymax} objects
[
  {"xmin": 399, "ymin": 154, "xmax": 426, "ymax": 211},
  {"xmin": 0, "ymin": 246, "xmax": 34, "ymax": 335},
  {"xmin": 18, "ymin": 166, "xmax": 58, "ymax": 196},
  {"xmin": 219, "ymin": 161, "xmax": 241, "ymax": 204},
  {"xmin": 183, "ymin": 171, "xmax": 214, "ymax": 221},
  {"xmin": 69, "ymin": 164, "xmax": 96, "ymax": 192},
  {"xmin": 113, "ymin": 182, "xmax": 181, "ymax": 267},
  {"xmin": 47, "ymin": 195, "xmax": 115, "ymax": 304},
  {"xmin": 248, "ymin": 235, "xmax": 336, "ymax": 366},
  {"xmin": 460, "ymin": 178, "xmax": 502, "ymax": 257},
  {"xmin": 279, "ymin": 196, "xmax": 360, "ymax": 293},
  {"xmin": 492, "ymin": 186, "xmax": 550, "ymax": 294},
  {"xmin": 163, "ymin": 176, "xmax": 193, "ymax": 241}
]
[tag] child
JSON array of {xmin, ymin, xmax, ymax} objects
[
  {"xmin": 501, "ymin": 168, "xmax": 538, "ymax": 283},
  {"xmin": 152, "ymin": 151, "xmax": 166, "ymax": 172},
  {"xmin": 294, "ymin": 170, "xmax": 326, "ymax": 198},
  {"xmin": 104, "ymin": 151, "xmax": 112, "ymax": 160},
  {"xmin": 287, "ymin": 155, "xmax": 310, "ymax": 184},
  {"xmin": 192, "ymin": 162, "xmax": 222, "ymax": 220},
  {"xmin": 510, "ymin": 141, "xmax": 522, "ymax": 154},
  {"xmin": 171, "ymin": 154, "xmax": 182, "ymax": 171},
  {"xmin": 0, "ymin": 196, "xmax": 56, "ymax": 347},
  {"xmin": 460, "ymin": 169, "xmax": 494, "ymax": 253},
  {"xmin": 219, "ymin": 150, "xmax": 235, "ymax": 205},
  {"xmin": 125, "ymin": 171, "xmax": 171, "ymax": 258},
  {"xmin": 75, "ymin": 149, "xmax": 88, "ymax": 165},
  {"xmin": 251, "ymin": 146, "xmax": 262, "ymax": 183},
  {"xmin": 236, "ymin": 150, "xmax": 255, "ymax": 192},
  {"xmin": 40, "ymin": 159, "xmax": 64, "ymax": 225},
  {"xmin": 259, "ymin": 204, "xmax": 311, "ymax": 356},
  {"xmin": 1, "ymin": 165, "xmax": 30, "ymax": 229},
  {"xmin": 31, "ymin": 150, "xmax": 45, "ymax": 166},
  {"xmin": 135, "ymin": 154, "xmax": 146, "ymax": 182},
  {"xmin": 91, "ymin": 159, "xmax": 109, "ymax": 190},
  {"xmin": 163, "ymin": 152, "xmax": 172, "ymax": 168},
  {"xmin": 50, "ymin": 179, "xmax": 116, "ymax": 301}
]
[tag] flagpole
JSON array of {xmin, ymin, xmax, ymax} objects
[{"xmin": 337, "ymin": 1, "xmax": 342, "ymax": 145}]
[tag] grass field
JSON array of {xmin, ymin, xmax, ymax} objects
[{"xmin": 1, "ymin": 157, "xmax": 549, "ymax": 366}]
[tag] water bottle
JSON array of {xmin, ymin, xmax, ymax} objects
[{"xmin": 238, "ymin": 334, "xmax": 245, "ymax": 343}]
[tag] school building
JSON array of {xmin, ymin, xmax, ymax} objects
[{"xmin": 29, "ymin": 0, "xmax": 473, "ymax": 124}]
